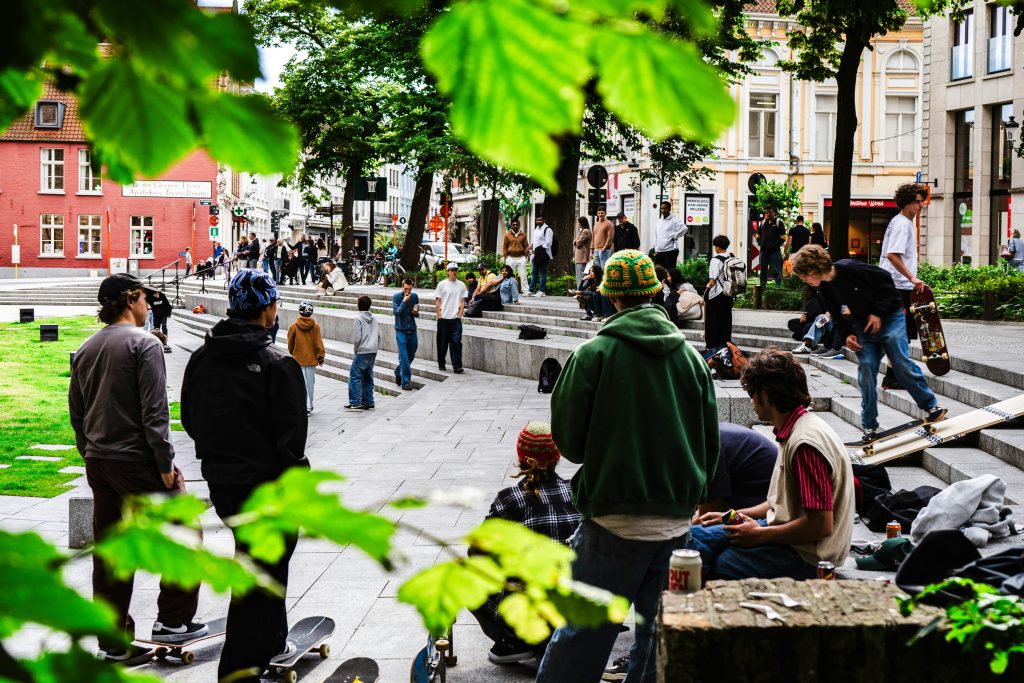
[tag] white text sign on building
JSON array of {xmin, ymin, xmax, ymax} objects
[
  {"xmin": 684, "ymin": 195, "xmax": 711, "ymax": 225},
  {"xmin": 122, "ymin": 181, "xmax": 213, "ymax": 199}
]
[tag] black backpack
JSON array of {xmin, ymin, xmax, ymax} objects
[
  {"xmin": 538, "ymin": 357, "xmax": 562, "ymax": 394},
  {"xmin": 851, "ymin": 463, "xmax": 892, "ymax": 515},
  {"xmin": 518, "ymin": 324, "xmax": 547, "ymax": 340},
  {"xmin": 864, "ymin": 486, "xmax": 942, "ymax": 534}
]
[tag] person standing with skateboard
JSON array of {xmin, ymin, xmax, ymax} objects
[
  {"xmin": 879, "ymin": 183, "xmax": 927, "ymax": 390},
  {"xmin": 791, "ymin": 246, "xmax": 946, "ymax": 444},
  {"xmin": 181, "ymin": 270, "xmax": 310, "ymax": 682}
]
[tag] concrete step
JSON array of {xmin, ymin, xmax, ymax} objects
[
  {"xmin": 977, "ymin": 428, "xmax": 1024, "ymax": 472},
  {"xmin": 921, "ymin": 447, "xmax": 1024, "ymax": 505}
]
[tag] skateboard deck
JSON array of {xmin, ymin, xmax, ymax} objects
[
  {"xmin": 133, "ymin": 616, "xmax": 228, "ymax": 665},
  {"xmin": 267, "ymin": 616, "xmax": 335, "ymax": 683},
  {"xmin": 409, "ymin": 631, "xmax": 456, "ymax": 683},
  {"xmin": 844, "ymin": 417, "xmax": 930, "ymax": 452},
  {"xmin": 325, "ymin": 656, "xmax": 380, "ymax": 682},
  {"xmin": 909, "ymin": 285, "xmax": 951, "ymax": 376},
  {"xmin": 848, "ymin": 394, "xmax": 1024, "ymax": 466}
]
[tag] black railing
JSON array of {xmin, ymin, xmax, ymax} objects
[{"xmin": 145, "ymin": 259, "xmax": 183, "ymax": 291}]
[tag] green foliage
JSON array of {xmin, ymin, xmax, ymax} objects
[
  {"xmin": 678, "ymin": 257, "xmax": 710, "ymax": 288},
  {"xmin": 900, "ymin": 578, "xmax": 1024, "ymax": 675},
  {"xmin": 543, "ymin": 274, "xmax": 578, "ymax": 297},
  {"xmin": 918, "ymin": 263, "xmax": 1024, "ymax": 321},
  {"xmin": 753, "ymin": 179, "xmax": 804, "ymax": 224},
  {"xmin": 17, "ymin": 644, "xmax": 162, "ymax": 683},
  {"xmin": 734, "ymin": 278, "xmax": 805, "ymax": 311},
  {"xmin": 398, "ymin": 555, "xmax": 506, "ymax": 635},
  {"xmin": 469, "ymin": 251, "xmax": 506, "ymax": 275}
]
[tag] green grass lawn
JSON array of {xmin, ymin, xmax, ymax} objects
[{"xmin": 0, "ymin": 316, "xmax": 100, "ymax": 497}]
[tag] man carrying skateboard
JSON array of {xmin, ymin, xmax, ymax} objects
[
  {"xmin": 182, "ymin": 269, "xmax": 310, "ymax": 682},
  {"xmin": 791, "ymin": 246, "xmax": 946, "ymax": 444},
  {"xmin": 879, "ymin": 183, "xmax": 927, "ymax": 390}
]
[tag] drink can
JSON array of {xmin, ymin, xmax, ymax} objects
[
  {"xmin": 817, "ymin": 561, "xmax": 836, "ymax": 580},
  {"xmin": 886, "ymin": 521, "xmax": 902, "ymax": 539},
  {"xmin": 669, "ymin": 549, "xmax": 701, "ymax": 592},
  {"xmin": 722, "ymin": 509, "xmax": 742, "ymax": 525}
]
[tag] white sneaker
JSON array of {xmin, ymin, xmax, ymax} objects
[
  {"xmin": 792, "ymin": 343, "xmax": 811, "ymax": 354},
  {"xmin": 270, "ymin": 640, "xmax": 298, "ymax": 664},
  {"xmin": 537, "ymin": 291, "xmax": 546, "ymax": 297}
]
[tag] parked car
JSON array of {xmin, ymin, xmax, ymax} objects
[{"xmin": 420, "ymin": 242, "xmax": 474, "ymax": 271}]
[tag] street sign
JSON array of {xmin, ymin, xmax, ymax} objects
[
  {"xmin": 232, "ymin": 205, "xmax": 246, "ymax": 217},
  {"xmin": 199, "ymin": 199, "xmax": 212, "ymax": 206},
  {"xmin": 209, "ymin": 216, "xmax": 220, "ymax": 226},
  {"xmin": 209, "ymin": 226, "xmax": 219, "ymax": 241},
  {"xmin": 747, "ymin": 173, "xmax": 766, "ymax": 194},
  {"xmin": 209, "ymin": 205, "xmax": 219, "ymax": 216},
  {"xmin": 399, "ymin": 217, "xmax": 406, "ymax": 224},
  {"xmin": 439, "ymin": 203, "xmax": 451, "ymax": 218},
  {"xmin": 587, "ymin": 165, "xmax": 608, "ymax": 189}
]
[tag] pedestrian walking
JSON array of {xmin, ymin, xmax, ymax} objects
[
  {"xmin": 528, "ymin": 214, "xmax": 553, "ymax": 296},
  {"xmin": 755, "ymin": 208, "xmax": 784, "ymax": 287},
  {"xmin": 591, "ymin": 209, "xmax": 614, "ymax": 268},
  {"xmin": 181, "ymin": 269, "xmax": 308, "ymax": 683},
  {"xmin": 784, "ymin": 215, "xmax": 810, "ymax": 257},
  {"xmin": 288, "ymin": 301, "xmax": 325, "ymax": 415},
  {"xmin": 148, "ymin": 290, "xmax": 173, "ymax": 352},
  {"xmin": 1009, "ymin": 229, "xmax": 1024, "ymax": 273},
  {"xmin": 501, "ymin": 219, "xmax": 530, "ymax": 291},
  {"xmin": 810, "ymin": 222, "xmax": 828, "ymax": 248},
  {"xmin": 346, "ymin": 295, "xmax": 379, "ymax": 410},
  {"xmin": 536, "ymin": 249, "xmax": 719, "ymax": 683},
  {"xmin": 392, "ymin": 278, "xmax": 419, "ymax": 391},
  {"xmin": 435, "ymin": 263, "xmax": 467, "ymax": 373},
  {"xmin": 613, "ymin": 212, "xmax": 640, "ymax": 253},
  {"xmin": 70, "ymin": 273, "xmax": 206, "ymax": 662},
  {"xmin": 704, "ymin": 234, "xmax": 734, "ymax": 349},
  {"xmin": 653, "ymin": 201, "xmax": 687, "ymax": 270},
  {"xmin": 791, "ymin": 245, "xmax": 946, "ymax": 443},
  {"xmin": 573, "ymin": 217, "xmax": 592, "ymax": 288},
  {"xmin": 184, "ymin": 246, "xmax": 193, "ymax": 277}
]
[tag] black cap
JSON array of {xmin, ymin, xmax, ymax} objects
[{"xmin": 97, "ymin": 273, "xmax": 158, "ymax": 305}]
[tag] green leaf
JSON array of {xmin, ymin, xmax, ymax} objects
[
  {"xmin": 121, "ymin": 492, "xmax": 209, "ymax": 528},
  {"xmin": 593, "ymin": 30, "xmax": 734, "ymax": 141},
  {"xmin": 397, "ymin": 556, "xmax": 505, "ymax": 636},
  {"xmin": 48, "ymin": 13, "xmax": 99, "ymax": 73},
  {"xmin": 389, "ymin": 496, "xmax": 428, "ymax": 509},
  {"xmin": 421, "ymin": 0, "xmax": 593, "ymax": 189},
  {"xmin": 0, "ymin": 69, "xmax": 42, "ymax": 133},
  {"xmin": 0, "ymin": 531, "xmax": 117, "ymax": 640},
  {"xmin": 197, "ymin": 93, "xmax": 299, "ymax": 174},
  {"xmin": 466, "ymin": 519, "xmax": 573, "ymax": 588},
  {"xmin": 233, "ymin": 469, "xmax": 395, "ymax": 566},
  {"xmin": 497, "ymin": 592, "xmax": 553, "ymax": 644},
  {"xmin": 78, "ymin": 58, "xmax": 197, "ymax": 177},
  {"xmin": 545, "ymin": 579, "xmax": 630, "ymax": 628},
  {"xmin": 19, "ymin": 643, "xmax": 163, "ymax": 683}
]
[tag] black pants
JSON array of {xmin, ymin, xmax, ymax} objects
[
  {"xmin": 209, "ymin": 482, "xmax": 296, "ymax": 683},
  {"xmin": 704, "ymin": 294, "xmax": 733, "ymax": 349},
  {"xmin": 152, "ymin": 315, "xmax": 169, "ymax": 337},
  {"xmin": 86, "ymin": 459, "xmax": 199, "ymax": 650},
  {"xmin": 436, "ymin": 318, "xmax": 463, "ymax": 370},
  {"xmin": 471, "ymin": 599, "xmax": 548, "ymax": 657},
  {"xmin": 653, "ymin": 249, "xmax": 679, "ymax": 270}
]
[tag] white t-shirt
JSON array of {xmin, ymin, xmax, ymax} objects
[
  {"xmin": 435, "ymin": 278, "xmax": 468, "ymax": 319},
  {"xmin": 592, "ymin": 515, "xmax": 692, "ymax": 541},
  {"xmin": 879, "ymin": 213, "xmax": 917, "ymax": 291}
]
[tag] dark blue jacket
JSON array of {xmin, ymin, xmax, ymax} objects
[{"xmin": 392, "ymin": 291, "xmax": 419, "ymax": 333}]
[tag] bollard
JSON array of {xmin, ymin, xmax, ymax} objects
[
  {"xmin": 39, "ymin": 324, "xmax": 59, "ymax": 342},
  {"xmin": 19, "ymin": 308, "xmax": 34, "ymax": 323},
  {"xmin": 983, "ymin": 291, "xmax": 996, "ymax": 321},
  {"xmin": 752, "ymin": 284, "xmax": 763, "ymax": 310},
  {"xmin": 69, "ymin": 351, "xmax": 76, "ymax": 372}
]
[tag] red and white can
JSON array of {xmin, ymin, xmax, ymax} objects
[{"xmin": 668, "ymin": 549, "xmax": 702, "ymax": 592}]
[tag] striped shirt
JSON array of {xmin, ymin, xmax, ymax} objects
[{"xmin": 773, "ymin": 407, "xmax": 834, "ymax": 511}]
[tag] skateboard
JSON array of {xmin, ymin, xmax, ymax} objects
[
  {"xmin": 848, "ymin": 394, "xmax": 1024, "ymax": 466},
  {"xmin": 843, "ymin": 415, "xmax": 946, "ymax": 455},
  {"xmin": 410, "ymin": 630, "xmax": 456, "ymax": 683},
  {"xmin": 133, "ymin": 616, "xmax": 228, "ymax": 665},
  {"xmin": 909, "ymin": 285, "xmax": 951, "ymax": 376},
  {"xmin": 325, "ymin": 657, "xmax": 380, "ymax": 682},
  {"xmin": 267, "ymin": 616, "xmax": 335, "ymax": 683}
]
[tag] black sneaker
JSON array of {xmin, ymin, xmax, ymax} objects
[
  {"xmin": 98, "ymin": 644, "xmax": 153, "ymax": 663},
  {"xmin": 361, "ymin": 404, "xmax": 375, "ymax": 410},
  {"xmin": 402, "ymin": 384, "xmax": 414, "ymax": 391},
  {"xmin": 151, "ymin": 621, "xmax": 209, "ymax": 644},
  {"xmin": 861, "ymin": 428, "xmax": 878, "ymax": 444},
  {"xmin": 394, "ymin": 370, "xmax": 401, "ymax": 386},
  {"xmin": 487, "ymin": 641, "xmax": 534, "ymax": 665},
  {"xmin": 603, "ymin": 655, "xmax": 630, "ymax": 681},
  {"xmin": 453, "ymin": 367, "xmax": 464, "ymax": 374},
  {"xmin": 270, "ymin": 640, "xmax": 297, "ymax": 664},
  {"xmin": 881, "ymin": 368, "xmax": 903, "ymax": 390},
  {"xmin": 344, "ymin": 404, "xmax": 362, "ymax": 411},
  {"xmin": 927, "ymin": 406, "xmax": 948, "ymax": 423}
]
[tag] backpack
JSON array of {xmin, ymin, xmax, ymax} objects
[
  {"xmin": 676, "ymin": 290, "xmax": 704, "ymax": 321},
  {"xmin": 518, "ymin": 324, "xmax": 547, "ymax": 340},
  {"xmin": 851, "ymin": 463, "xmax": 892, "ymax": 515},
  {"xmin": 538, "ymin": 357, "xmax": 562, "ymax": 394},
  {"xmin": 717, "ymin": 254, "xmax": 747, "ymax": 297},
  {"xmin": 864, "ymin": 486, "xmax": 942, "ymax": 534},
  {"xmin": 704, "ymin": 342, "xmax": 747, "ymax": 380}
]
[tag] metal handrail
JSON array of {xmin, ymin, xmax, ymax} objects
[{"xmin": 145, "ymin": 259, "xmax": 183, "ymax": 291}]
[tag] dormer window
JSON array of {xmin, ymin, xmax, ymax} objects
[{"xmin": 35, "ymin": 101, "xmax": 65, "ymax": 129}]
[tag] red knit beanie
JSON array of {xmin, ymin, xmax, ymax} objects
[{"xmin": 516, "ymin": 421, "xmax": 560, "ymax": 467}]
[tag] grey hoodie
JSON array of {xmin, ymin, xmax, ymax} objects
[{"xmin": 353, "ymin": 310, "xmax": 379, "ymax": 354}]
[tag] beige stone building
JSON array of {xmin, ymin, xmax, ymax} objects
[{"xmin": 920, "ymin": 0, "xmax": 1024, "ymax": 266}]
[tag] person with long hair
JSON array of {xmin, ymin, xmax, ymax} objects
[
  {"xmin": 574, "ymin": 216, "xmax": 592, "ymax": 288},
  {"xmin": 810, "ymin": 222, "xmax": 828, "ymax": 248}
]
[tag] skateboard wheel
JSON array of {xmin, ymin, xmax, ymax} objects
[
  {"xmin": 927, "ymin": 424, "xmax": 938, "ymax": 434},
  {"xmin": 928, "ymin": 302, "xmax": 936, "ymax": 311},
  {"xmin": 286, "ymin": 670, "xmax": 298, "ymax": 683},
  {"xmin": 864, "ymin": 447, "xmax": 874, "ymax": 457},
  {"xmin": 435, "ymin": 638, "xmax": 449, "ymax": 652},
  {"xmin": 445, "ymin": 654, "xmax": 458, "ymax": 667},
  {"xmin": 181, "ymin": 651, "xmax": 195, "ymax": 665},
  {"xmin": 319, "ymin": 643, "xmax": 330, "ymax": 658},
  {"xmin": 155, "ymin": 647, "xmax": 168, "ymax": 659},
  {"xmin": 942, "ymin": 353, "xmax": 948, "ymax": 360},
  {"xmin": 909, "ymin": 305, "xmax": 916, "ymax": 313}
]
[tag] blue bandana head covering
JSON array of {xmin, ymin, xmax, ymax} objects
[{"xmin": 228, "ymin": 269, "xmax": 279, "ymax": 315}]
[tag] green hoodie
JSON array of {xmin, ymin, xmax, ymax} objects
[{"xmin": 551, "ymin": 304, "xmax": 719, "ymax": 520}]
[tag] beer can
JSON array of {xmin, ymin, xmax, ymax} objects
[
  {"xmin": 886, "ymin": 520, "xmax": 902, "ymax": 539},
  {"xmin": 817, "ymin": 561, "xmax": 836, "ymax": 580},
  {"xmin": 722, "ymin": 509, "xmax": 742, "ymax": 525},
  {"xmin": 669, "ymin": 549, "xmax": 702, "ymax": 592}
]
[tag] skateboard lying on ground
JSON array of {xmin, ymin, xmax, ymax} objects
[
  {"xmin": 325, "ymin": 656, "xmax": 380, "ymax": 682},
  {"xmin": 843, "ymin": 414, "xmax": 946, "ymax": 456},
  {"xmin": 909, "ymin": 285, "xmax": 951, "ymax": 376},
  {"xmin": 848, "ymin": 394, "xmax": 1024, "ymax": 465},
  {"xmin": 410, "ymin": 630, "xmax": 457, "ymax": 683},
  {"xmin": 267, "ymin": 616, "xmax": 335, "ymax": 683},
  {"xmin": 133, "ymin": 616, "xmax": 228, "ymax": 665}
]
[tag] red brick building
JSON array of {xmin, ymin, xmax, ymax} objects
[{"xmin": 0, "ymin": 82, "xmax": 218, "ymax": 278}]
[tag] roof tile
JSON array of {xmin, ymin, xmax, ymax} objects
[{"xmin": 0, "ymin": 81, "xmax": 86, "ymax": 143}]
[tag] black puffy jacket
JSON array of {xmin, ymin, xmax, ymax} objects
[{"xmin": 181, "ymin": 317, "xmax": 309, "ymax": 486}]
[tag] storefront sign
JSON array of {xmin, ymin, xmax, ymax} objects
[
  {"xmin": 684, "ymin": 195, "xmax": 711, "ymax": 225},
  {"xmin": 122, "ymin": 181, "xmax": 212, "ymax": 198},
  {"xmin": 621, "ymin": 194, "xmax": 636, "ymax": 220},
  {"xmin": 824, "ymin": 198, "xmax": 897, "ymax": 209},
  {"xmin": 110, "ymin": 258, "xmax": 128, "ymax": 274}
]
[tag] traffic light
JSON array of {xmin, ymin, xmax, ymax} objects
[
  {"xmin": 437, "ymin": 190, "xmax": 452, "ymax": 207},
  {"xmin": 587, "ymin": 188, "xmax": 606, "ymax": 216},
  {"xmin": 209, "ymin": 205, "xmax": 219, "ymax": 216}
]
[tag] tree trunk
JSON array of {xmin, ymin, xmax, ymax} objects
[
  {"xmin": 341, "ymin": 166, "xmax": 359, "ymax": 255},
  {"xmin": 828, "ymin": 38, "xmax": 866, "ymax": 263},
  {"xmin": 402, "ymin": 169, "xmax": 434, "ymax": 272},
  {"xmin": 542, "ymin": 134, "xmax": 582, "ymax": 277}
]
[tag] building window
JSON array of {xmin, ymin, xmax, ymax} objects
[
  {"xmin": 814, "ymin": 94, "xmax": 837, "ymax": 161},
  {"xmin": 754, "ymin": 46, "xmax": 779, "ymax": 68},
  {"xmin": 130, "ymin": 216, "xmax": 154, "ymax": 257},
  {"xmin": 951, "ymin": 11, "xmax": 973, "ymax": 80},
  {"xmin": 40, "ymin": 148, "xmax": 64, "ymax": 192},
  {"xmin": 78, "ymin": 215, "xmax": 102, "ymax": 256},
  {"xmin": 78, "ymin": 149, "xmax": 101, "ymax": 193},
  {"xmin": 993, "ymin": 104, "xmax": 1013, "ymax": 188},
  {"xmin": 884, "ymin": 96, "xmax": 917, "ymax": 162},
  {"xmin": 40, "ymin": 214, "xmax": 64, "ymax": 255},
  {"xmin": 282, "ymin": 198, "xmax": 291, "ymax": 211},
  {"xmin": 885, "ymin": 50, "xmax": 919, "ymax": 73},
  {"xmin": 34, "ymin": 101, "xmax": 65, "ymax": 129},
  {"xmin": 748, "ymin": 93, "xmax": 777, "ymax": 159},
  {"xmin": 954, "ymin": 109, "xmax": 974, "ymax": 193},
  {"xmin": 989, "ymin": 4, "xmax": 1013, "ymax": 73}
]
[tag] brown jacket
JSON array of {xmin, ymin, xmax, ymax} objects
[
  {"xmin": 502, "ymin": 229, "xmax": 529, "ymax": 258},
  {"xmin": 287, "ymin": 316, "xmax": 325, "ymax": 367},
  {"xmin": 593, "ymin": 219, "xmax": 615, "ymax": 250},
  {"xmin": 574, "ymin": 228, "xmax": 592, "ymax": 264}
]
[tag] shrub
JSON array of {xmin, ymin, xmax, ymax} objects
[
  {"xmin": 918, "ymin": 263, "xmax": 1024, "ymax": 321},
  {"xmin": 678, "ymin": 257, "xmax": 709, "ymax": 289}
]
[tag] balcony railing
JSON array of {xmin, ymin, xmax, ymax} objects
[
  {"xmin": 951, "ymin": 43, "xmax": 973, "ymax": 80},
  {"xmin": 988, "ymin": 35, "xmax": 1011, "ymax": 73}
]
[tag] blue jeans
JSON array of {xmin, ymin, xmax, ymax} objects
[
  {"xmin": 687, "ymin": 520, "xmax": 817, "ymax": 580},
  {"xmin": 803, "ymin": 314, "xmax": 832, "ymax": 347},
  {"xmin": 394, "ymin": 330, "xmax": 418, "ymax": 387},
  {"xmin": 536, "ymin": 520, "xmax": 690, "ymax": 683},
  {"xmin": 262, "ymin": 258, "xmax": 270, "ymax": 274},
  {"xmin": 348, "ymin": 353, "xmax": 376, "ymax": 407},
  {"xmin": 856, "ymin": 310, "xmax": 937, "ymax": 430},
  {"xmin": 594, "ymin": 292, "xmax": 616, "ymax": 318},
  {"xmin": 530, "ymin": 260, "xmax": 548, "ymax": 293},
  {"xmin": 271, "ymin": 258, "xmax": 282, "ymax": 283},
  {"xmin": 594, "ymin": 249, "xmax": 612, "ymax": 268}
]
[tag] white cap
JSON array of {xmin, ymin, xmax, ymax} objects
[{"xmin": 446, "ymin": 262, "xmax": 459, "ymax": 270}]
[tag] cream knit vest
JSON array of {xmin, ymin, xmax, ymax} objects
[{"xmin": 766, "ymin": 411, "xmax": 855, "ymax": 567}]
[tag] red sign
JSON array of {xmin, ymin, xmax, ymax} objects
[
  {"xmin": 824, "ymin": 198, "xmax": 897, "ymax": 209},
  {"xmin": 209, "ymin": 216, "xmax": 220, "ymax": 226}
]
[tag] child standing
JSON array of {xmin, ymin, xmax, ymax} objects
[
  {"xmin": 287, "ymin": 301, "xmax": 326, "ymax": 416},
  {"xmin": 346, "ymin": 295, "xmax": 379, "ymax": 411}
]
